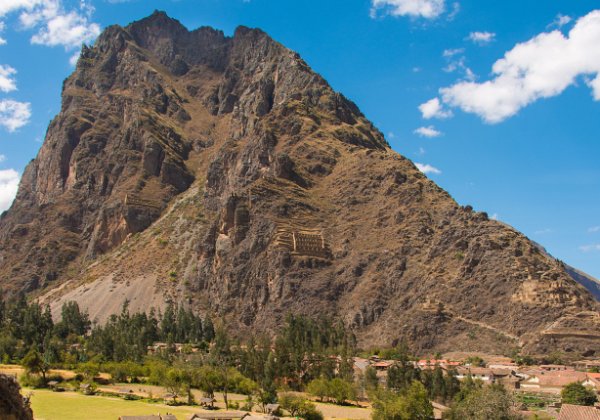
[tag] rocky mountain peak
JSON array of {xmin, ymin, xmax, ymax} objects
[{"xmin": 0, "ymin": 12, "xmax": 598, "ymax": 356}]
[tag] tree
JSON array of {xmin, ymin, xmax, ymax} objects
[
  {"xmin": 210, "ymin": 325, "xmax": 233, "ymax": 408},
  {"xmin": 164, "ymin": 368, "xmax": 193, "ymax": 405},
  {"xmin": 22, "ymin": 349, "xmax": 50, "ymax": 383},
  {"xmin": 401, "ymin": 381, "xmax": 434, "ymax": 420},
  {"xmin": 387, "ymin": 360, "xmax": 421, "ymax": 393},
  {"xmin": 561, "ymin": 382, "xmax": 598, "ymax": 406},
  {"xmin": 279, "ymin": 393, "xmax": 323, "ymax": 420},
  {"xmin": 365, "ymin": 366, "xmax": 380, "ymax": 391},
  {"xmin": 328, "ymin": 378, "xmax": 357, "ymax": 405},
  {"xmin": 372, "ymin": 381, "xmax": 433, "ymax": 420},
  {"xmin": 307, "ymin": 378, "xmax": 330, "ymax": 402},
  {"xmin": 203, "ymin": 316, "xmax": 215, "ymax": 342},
  {"xmin": 448, "ymin": 384, "xmax": 522, "ymax": 420},
  {"xmin": 256, "ymin": 382, "xmax": 278, "ymax": 413},
  {"xmin": 193, "ymin": 365, "xmax": 222, "ymax": 404},
  {"xmin": 76, "ymin": 362, "xmax": 100, "ymax": 381},
  {"xmin": 55, "ymin": 302, "xmax": 90, "ymax": 339}
]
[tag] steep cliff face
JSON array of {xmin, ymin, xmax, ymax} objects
[{"xmin": 1, "ymin": 11, "xmax": 598, "ymax": 355}]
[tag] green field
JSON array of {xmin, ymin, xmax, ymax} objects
[{"xmin": 27, "ymin": 389, "xmax": 203, "ymax": 420}]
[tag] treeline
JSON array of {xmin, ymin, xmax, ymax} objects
[
  {"xmin": 0, "ymin": 295, "xmax": 356, "ymax": 394},
  {"xmin": 0, "ymin": 294, "xmax": 214, "ymax": 364}
]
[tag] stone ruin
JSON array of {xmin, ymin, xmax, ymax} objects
[
  {"xmin": 512, "ymin": 267, "xmax": 575, "ymax": 306},
  {"xmin": 274, "ymin": 222, "xmax": 332, "ymax": 259}
]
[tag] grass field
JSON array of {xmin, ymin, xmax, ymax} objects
[
  {"xmin": 26, "ymin": 389, "xmax": 372, "ymax": 420},
  {"xmin": 27, "ymin": 389, "xmax": 204, "ymax": 420}
]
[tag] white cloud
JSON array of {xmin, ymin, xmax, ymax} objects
[
  {"xmin": 371, "ymin": 0, "xmax": 446, "ymax": 19},
  {"xmin": 0, "ymin": 154, "xmax": 5, "ymax": 163},
  {"xmin": 0, "ymin": 99, "xmax": 31, "ymax": 131},
  {"xmin": 443, "ymin": 48, "xmax": 476, "ymax": 81},
  {"xmin": 443, "ymin": 48, "xmax": 464, "ymax": 58},
  {"xmin": 418, "ymin": 97, "xmax": 453, "ymax": 119},
  {"xmin": 0, "ymin": 0, "xmax": 46, "ymax": 17},
  {"xmin": 534, "ymin": 228, "xmax": 553, "ymax": 235},
  {"xmin": 0, "ymin": 21, "xmax": 6, "ymax": 45},
  {"xmin": 446, "ymin": 1, "xmax": 459, "ymax": 20},
  {"xmin": 0, "ymin": 65, "xmax": 17, "ymax": 92},
  {"xmin": 69, "ymin": 50, "xmax": 80, "ymax": 66},
  {"xmin": 467, "ymin": 31, "xmax": 496, "ymax": 44},
  {"xmin": 0, "ymin": 168, "xmax": 19, "ymax": 212},
  {"xmin": 417, "ymin": 147, "xmax": 426, "ymax": 155},
  {"xmin": 588, "ymin": 226, "xmax": 600, "ymax": 233},
  {"xmin": 415, "ymin": 162, "xmax": 441, "ymax": 174},
  {"xmin": 490, "ymin": 213, "xmax": 498, "ymax": 220},
  {"xmin": 414, "ymin": 125, "xmax": 442, "ymax": 137},
  {"xmin": 29, "ymin": 9, "xmax": 100, "ymax": 49},
  {"xmin": 580, "ymin": 244, "xmax": 600, "ymax": 252},
  {"xmin": 1, "ymin": 0, "xmax": 99, "ymax": 51},
  {"xmin": 439, "ymin": 10, "xmax": 600, "ymax": 123},
  {"xmin": 550, "ymin": 14, "xmax": 572, "ymax": 29}
]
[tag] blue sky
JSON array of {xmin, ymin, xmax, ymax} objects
[{"xmin": 0, "ymin": 0, "xmax": 599, "ymax": 278}]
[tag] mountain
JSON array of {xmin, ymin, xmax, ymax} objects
[
  {"xmin": 1, "ymin": 11, "xmax": 599, "ymax": 356},
  {"xmin": 530, "ymin": 240, "xmax": 600, "ymax": 302}
]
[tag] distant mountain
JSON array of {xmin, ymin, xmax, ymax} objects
[
  {"xmin": 529, "ymin": 239, "xmax": 600, "ymax": 302},
  {"xmin": 565, "ymin": 267, "xmax": 600, "ymax": 301},
  {"xmin": 1, "ymin": 11, "xmax": 599, "ymax": 356}
]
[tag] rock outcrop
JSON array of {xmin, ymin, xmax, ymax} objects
[
  {"xmin": 0, "ymin": 11, "xmax": 599, "ymax": 355},
  {"xmin": 0, "ymin": 374, "xmax": 33, "ymax": 420}
]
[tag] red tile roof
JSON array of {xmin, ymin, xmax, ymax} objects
[
  {"xmin": 537, "ymin": 371, "xmax": 588, "ymax": 387},
  {"xmin": 558, "ymin": 404, "xmax": 600, "ymax": 420}
]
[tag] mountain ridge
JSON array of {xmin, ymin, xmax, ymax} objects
[{"xmin": 1, "ymin": 11, "xmax": 599, "ymax": 356}]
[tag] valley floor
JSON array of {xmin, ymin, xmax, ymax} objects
[{"xmin": 25, "ymin": 388, "xmax": 371, "ymax": 420}]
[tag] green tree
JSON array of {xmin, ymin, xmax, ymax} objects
[
  {"xmin": 561, "ymin": 382, "xmax": 598, "ymax": 406},
  {"xmin": 280, "ymin": 393, "xmax": 324, "ymax": 420},
  {"xmin": 365, "ymin": 366, "xmax": 380, "ymax": 390},
  {"xmin": 307, "ymin": 378, "xmax": 330, "ymax": 402},
  {"xmin": 256, "ymin": 382, "xmax": 278, "ymax": 413},
  {"xmin": 76, "ymin": 361, "xmax": 100, "ymax": 381},
  {"xmin": 55, "ymin": 302, "xmax": 90, "ymax": 339},
  {"xmin": 192, "ymin": 365, "xmax": 222, "ymax": 403},
  {"xmin": 164, "ymin": 368, "xmax": 193, "ymax": 404},
  {"xmin": 203, "ymin": 316, "xmax": 215, "ymax": 342},
  {"xmin": 448, "ymin": 384, "xmax": 522, "ymax": 420},
  {"xmin": 372, "ymin": 381, "xmax": 433, "ymax": 420},
  {"xmin": 22, "ymin": 348, "xmax": 50, "ymax": 383},
  {"xmin": 328, "ymin": 377, "xmax": 357, "ymax": 405},
  {"xmin": 387, "ymin": 360, "xmax": 421, "ymax": 393}
]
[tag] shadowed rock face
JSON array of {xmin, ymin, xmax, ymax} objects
[
  {"xmin": 0, "ymin": 375, "xmax": 33, "ymax": 420},
  {"xmin": 1, "ymin": 11, "xmax": 599, "ymax": 355}
]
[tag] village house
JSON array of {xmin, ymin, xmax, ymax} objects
[
  {"xmin": 187, "ymin": 412, "xmax": 248, "ymax": 420},
  {"xmin": 372, "ymin": 361, "xmax": 395, "ymax": 371},
  {"xmin": 540, "ymin": 364, "xmax": 573, "ymax": 372},
  {"xmin": 521, "ymin": 370, "xmax": 589, "ymax": 393},
  {"xmin": 455, "ymin": 367, "xmax": 494, "ymax": 382},
  {"xmin": 455, "ymin": 367, "xmax": 519, "ymax": 388},
  {"xmin": 583, "ymin": 373, "xmax": 600, "ymax": 392},
  {"xmin": 557, "ymin": 404, "xmax": 600, "ymax": 420},
  {"xmin": 574, "ymin": 360, "xmax": 600, "ymax": 371},
  {"xmin": 416, "ymin": 359, "xmax": 461, "ymax": 370},
  {"xmin": 488, "ymin": 362, "xmax": 518, "ymax": 370}
]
